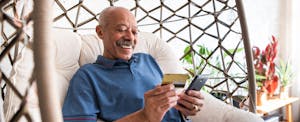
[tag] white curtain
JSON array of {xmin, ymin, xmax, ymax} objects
[
  {"xmin": 278, "ymin": 0, "xmax": 300, "ymax": 121},
  {"xmin": 291, "ymin": 0, "xmax": 300, "ymax": 121},
  {"xmin": 280, "ymin": 0, "xmax": 300, "ymax": 121}
]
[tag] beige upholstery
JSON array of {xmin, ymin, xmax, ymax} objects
[{"xmin": 3, "ymin": 29, "xmax": 263, "ymax": 122}]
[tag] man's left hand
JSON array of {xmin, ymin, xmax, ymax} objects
[{"xmin": 174, "ymin": 90, "xmax": 204, "ymax": 116}]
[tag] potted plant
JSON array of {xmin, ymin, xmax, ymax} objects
[
  {"xmin": 252, "ymin": 35, "xmax": 279, "ymax": 104},
  {"xmin": 276, "ymin": 60, "xmax": 294, "ymax": 99}
]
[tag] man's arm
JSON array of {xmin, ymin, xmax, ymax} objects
[
  {"xmin": 114, "ymin": 109, "xmax": 149, "ymax": 122},
  {"xmin": 62, "ymin": 70, "xmax": 98, "ymax": 122}
]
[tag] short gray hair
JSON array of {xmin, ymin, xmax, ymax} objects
[
  {"xmin": 98, "ymin": 7, "xmax": 111, "ymax": 27},
  {"xmin": 98, "ymin": 6, "xmax": 121, "ymax": 27}
]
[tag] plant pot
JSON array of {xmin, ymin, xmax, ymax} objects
[
  {"xmin": 256, "ymin": 90, "xmax": 267, "ymax": 106},
  {"xmin": 279, "ymin": 86, "xmax": 289, "ymax": 99},
  {"xmin": 265, "ymin": 79, "xmax": 279, "ymax": 98},
  {"xmin": 232, "ymin": 95, "xmax": 248, "ymax": 110},
  {"xmin": 210, "ymin": 90, "xmax": 228, "ymax": 102}
]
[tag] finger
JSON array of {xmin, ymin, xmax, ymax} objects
[
  {"xmin": 179, "ymin": 93, "xmax": 203, "ymax": 106},
  {"xmin": 145, "ymin": 87, "xmax": 177, "ymax": 101},
  {"xmin": 160, "ymin": 100, "xmax": 177, "ymax": 111},
  {"xmin": 178, "ymin": 94, "xmax": 197, "ymax": 105},
  {"xmin": 156, "ymin": 90, "xmax": 177, "ymax": 101},
  {"xmin": 145, "ymin": 91, "xmax": 178, "ymax": 108},
  {"xmin": 154, "ymin": 92, "xmax": 179, "ymax": 108},
  {"xmin": 174, "ymin": 104, "xmax": 197, "ymax": 116},
  {"xmin": 177, "ymin": 99, "xmax": 194, "ymax": 110},
  {"xmin": 161, "ymin": 94, "xmax": 179, "ymax": 104},
  {"xmin": 147, "ymin": 84, "xmax": 175, "ymax": 96},
  {"xmin": 177, "ymin": 96, "xmax": 204, "ymax": 112},
  {"xmin": 196, "ymin": 99, "xmax": 204, "ymax": 108},
  {"xmin": 187, "ymin": 90, "xmax": 204, "ymax": 99}
]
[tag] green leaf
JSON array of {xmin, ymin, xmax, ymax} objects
[
  {"xmin": 183, "ymin": 46, "xmax": 193, "ymax": 64},
  {"xmin": 255, "ymin": 74, "xmax": 266, "ymax": 80},
  {"xmin": 198, "ymin": 45, "xmax": 211, "ymax": 56},
  {"xmin": 256, "ymin": 82, "xmax": 263, "ymax": 87},
  {"xmin": 276, "ymin": 59, "xmax": 294, "ymax": 87},
  {"xmin": 184, "ymin": 46, "xmax": 190, "ymax": 54},
  {"xmin": 224, "ymin": 48, "xmax": 244, "ymax": 57}
]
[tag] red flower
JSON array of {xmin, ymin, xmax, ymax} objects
[
  {"xmin": 252, "ymin": 46, "xmax": 260, "ymax": 59},
  {"xmin": 252, "ymin": 35, "xmax": 279, "ymax": 96}
]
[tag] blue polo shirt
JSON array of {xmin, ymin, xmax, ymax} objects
[{"xmin": 62, "ymin": 53, "xmax": 183, "ymax": 122}]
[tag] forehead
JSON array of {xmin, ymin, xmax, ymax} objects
[
  {"xmin": 106, "ymin": 9, "xmax": 137, "ymax": 28},
  {"xmin": 115, "ymin": 24, "xmax": 138, "ymax": 30}
]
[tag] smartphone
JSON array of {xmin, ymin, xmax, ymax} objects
[{"xmin": 185, "ymin": 74, "xmax": 208, "ymax": 94}]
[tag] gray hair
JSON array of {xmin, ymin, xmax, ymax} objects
[
  {"xmin": 98, "ymin": 7, "xmax": 115, "ymax": 27},
  {"xmin": 98, "ymin": 6, "xmax": 130, "ymax": 27}
]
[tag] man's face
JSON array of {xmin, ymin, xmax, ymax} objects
[{"xmin": 96, "ymin": 9, "xmax": 138, "ymax": 61}]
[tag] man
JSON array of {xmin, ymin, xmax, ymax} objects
[{"xmin": 62, "ymin": 6, "xmax": 204, "ymax": 122}]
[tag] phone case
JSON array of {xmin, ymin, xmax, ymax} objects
[{"xmin": 185, "ymin": 75, "xmax": 208, "ymax": 93}]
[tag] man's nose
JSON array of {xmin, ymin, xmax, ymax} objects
[{"xmin": 124, "ymin": 30, "xmax": 135, "ymax": 41}]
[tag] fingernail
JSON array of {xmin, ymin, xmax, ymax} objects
[{"xmin": 170, "ymin": 84, "xmax": 175, "ymax": 89}]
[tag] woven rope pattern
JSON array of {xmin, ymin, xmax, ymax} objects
[
  {"xmin": 0, "ymin": 0, "xmax": 253, "ymax": 121},
  {"xmin": 0, "ymin": 0, "xmax": 34, "ymax": 121},
  {"xmin": 53, "ymin": 0, "xmax": 249, "ymax": 103}
]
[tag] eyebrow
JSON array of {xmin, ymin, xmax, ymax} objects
[{"xmin": 116, "ymin": 24, "xmax": 138, "ymax": 30}]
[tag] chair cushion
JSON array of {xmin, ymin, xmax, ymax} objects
[
  {"xmin": 53, "ymin": 29, "xmax": 82, "ymax": 104},
  {"xmin": 3, "ymin": 29, "xmax": 82, "ymax": 121}
]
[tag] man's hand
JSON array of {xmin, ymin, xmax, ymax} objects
[
  {"xmin": 142, "ymin": 84, "xmax": 178, "ymax": 122},
  {"xmin": 174, "ymin": 90, "xmax": 204, "ymax": 116}
]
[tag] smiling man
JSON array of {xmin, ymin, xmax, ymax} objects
[
  {"xmin": 96, "ymin": 7, "xmax": 138, "ymax": 61},
  {"xmin": 62, "ymin": 6, "xmax": 204, "ymax": 122}
]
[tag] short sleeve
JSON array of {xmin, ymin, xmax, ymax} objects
[{"xmin": 62, "ymin": 69, "xmax": 99, "ymax": 122}]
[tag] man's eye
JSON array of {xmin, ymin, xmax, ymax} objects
[
  {"xmin": 132, "ymin": 29, "xmax": 140, "ymax": 35},
  {"xmin": 117, "ymin": 29, "xmax": 126, "ymax": 32},
  {"xmin": 132, "ymin": 31, "xmax": 137, "ymax": 35}
]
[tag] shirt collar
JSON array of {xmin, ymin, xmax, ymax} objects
[{"xmin": 95, "ymin": 54, "xmax": 138, "ymax": 68}]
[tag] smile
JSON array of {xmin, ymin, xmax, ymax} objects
[{"xmin": 116, "ymin": 40, "xmax": 134, "ymax": 49}]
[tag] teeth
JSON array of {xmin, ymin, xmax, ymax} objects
[
  {"xmin": 116, "ymin": 40, "xmax": 133, "ymax": 49},
  {"xmin": 120, "ymin": 45, "xmax": 132, "ymax": 49}
]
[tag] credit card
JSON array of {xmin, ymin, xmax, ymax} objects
[{"xmin": 162, "ymin": 74, "xmax": 189, "ymax": 85}]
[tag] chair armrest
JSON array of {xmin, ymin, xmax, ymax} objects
[{"xmin": 190, "ymin": 92, "xmax": 263, "ymax": 122}]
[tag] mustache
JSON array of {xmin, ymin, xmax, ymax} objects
[{"xmin": 116, "ymin": 39, "xmax": 134, "ymax": 47}]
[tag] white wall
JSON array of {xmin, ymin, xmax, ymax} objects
[{"xmin": 243, "ymin": 0, "xmax": 280, "ymax": 48}]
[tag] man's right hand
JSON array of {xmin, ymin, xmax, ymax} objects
[{"xmin": 142, "ymin": 84, "xmax": 178, "ymax": 122}]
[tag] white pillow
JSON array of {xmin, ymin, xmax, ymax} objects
[
  {"xmin": 3, "ymin": 29, "xmax": 82, "ymax": 121},
  {"xmin": 53, "ymin": 29, "xmax": 82, "ymax": 105}
]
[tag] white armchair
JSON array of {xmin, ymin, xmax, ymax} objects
[{"xmin": 3, "ymin": 29, "xmax": 263, "ymax": 122}]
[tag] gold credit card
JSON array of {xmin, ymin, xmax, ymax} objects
[{"xmin": 162, "ymin": 74, "xmax": 189, "ymax": 85}]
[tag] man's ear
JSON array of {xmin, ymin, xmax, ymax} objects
[{"xmin": 96, "ymin": 25, "xmax": 104, "ymax": 39}]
